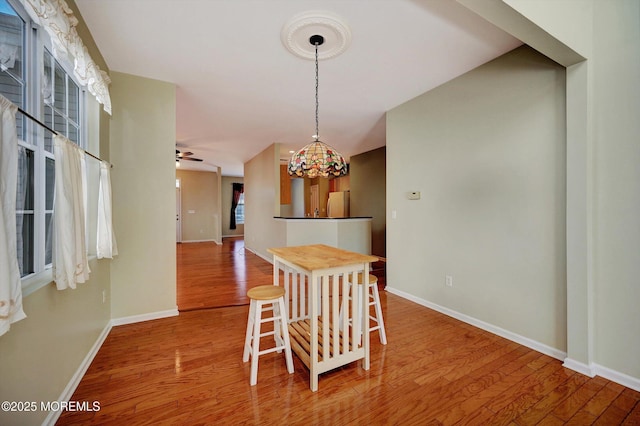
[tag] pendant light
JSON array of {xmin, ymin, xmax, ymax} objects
[{"xmin": 288, "ymin": 35, "xmax": 347, "ymax": 178}]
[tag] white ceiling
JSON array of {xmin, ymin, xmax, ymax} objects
[{"xmin": 75, "ymin": 0, "xmax": 521, "ymax": 176}]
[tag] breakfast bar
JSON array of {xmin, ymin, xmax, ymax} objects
[
  {"xmin": 273, "ymin": 217, "xmax": 372, "ymax": 255},
  {"xmin": 267, "ymin": 244, "xmax": 379, "ymax": 391}
]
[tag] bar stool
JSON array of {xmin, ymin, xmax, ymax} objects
[
  {"xmin": 341, "ymin": 273, "xmax": 387, "ymax": 345},
  {"xmin": 242, "ymin": 285, "xmax": 294, "ymax": 386}
]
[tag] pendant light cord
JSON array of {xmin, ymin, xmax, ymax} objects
[{"xmin": 314, "ymin": 42, "xmax": 319, "ymax": 142}]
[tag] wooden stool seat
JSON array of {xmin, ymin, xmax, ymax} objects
[
  {"xmin": 355, "ymin": 273, "xmax": 378, "ymax": 285},
  {"xmin": 243, "ymin": 285, "xmax": 294, "ymax": 386},
  {"xmin": 247, "ymin": 285, "xmax": 285, "ymax": 300}
]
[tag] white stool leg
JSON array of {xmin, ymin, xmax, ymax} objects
[
  {"xmin": 370, "ymin": 282, "xmax": 387, "ymax": 344},
  {"xmin": 249, "ymin": 300, "xmax": 263, "ymax": 386},
  {"xmin": 338, "ymin": 280, "xmax": 367, "ymax": 345},
  {"xmin": 243, "ymin": 300, "xmax": 256, "ymax": 362},
  {"xmin": 277, "ymin": 297, "xmax": 294, "ymax": 374},
  {"xmin": 354, "ymin": 282, "xmax": 364, "ymax": 345},
  {"xmin": 272, "ymin": 300, "xmax": 283, "ymax": 354},
  {"xmin": 338, "ymin": 282, "xmax": 353, "ymax": 330}
]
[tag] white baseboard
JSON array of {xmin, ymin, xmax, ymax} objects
[
  {"xmin": 593, "ymin": 363, "xmax": 640, "ymax": 392},
  {"xmin": 562, "ymin": 358, "xmax": 595, "ymax": 377},
  {"xmin": 245, "ymin": 247, "xmax": 273, "ymax": 265},
  {"xmin": 111, "ymin": 307, "xmax": 179, "ymax": 327},
  {"xmin": 385, "ymin": 286, "xmax": 567, "ymax": 361},
  {"xmin": 562, "ymin": 358, "xmax": 640, "ymax": 392},
  {"xmin": 179, "ymin": 239, "xmax": 219, "ymax": 244},
  {"xmin": 42, "ymin": 321, "xmax": 113, "ymax": 426},
  {"xmin": 386, "ymin": 286, "xmax": 640, "ymax": 392}
]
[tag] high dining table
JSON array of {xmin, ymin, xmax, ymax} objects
[{"xmin": 267, "ymin": 244, "xmax": 379, "ymax": 391}]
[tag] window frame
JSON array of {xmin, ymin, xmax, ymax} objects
[
  {"xmin": 235, "ymin": 192, "xmax": 245, "ymax": 225},
  {"xmin": 1, "ymin": 0, "xmax": 86, "ymax": 291}
]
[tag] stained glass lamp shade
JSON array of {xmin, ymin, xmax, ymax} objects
[{"xmin": 288, "ymin": 140, "xmax": 347, "ymax": 178}]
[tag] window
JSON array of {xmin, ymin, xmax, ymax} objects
[
  {"xmin": 0, "ymin": 0, "xmax": 84, "ymax": 279},
  {"xmin": 235, "ymin": 192, "xmax": 245, "ymax": 225}
]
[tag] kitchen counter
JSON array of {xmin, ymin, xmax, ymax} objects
[
  {"xmin": 274, "ymin": 216, "xmax": 372, "ymax": 220},
  {"xmin": 273, "ymin": 217, "xmax": 372, "ymax": 254}
]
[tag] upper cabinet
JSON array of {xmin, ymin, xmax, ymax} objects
[
  {"xmin": 329, "ymin": 175, "xmax": 350, "ymax": 192},
  {"xmin": 280, "ymin": 164, "xmax": 291, "ymax": 204}
]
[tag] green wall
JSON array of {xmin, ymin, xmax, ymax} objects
[
  {"xmin": 350, "ymin": 146, "xmax": 386, "ymax": 258},
  {"xmin": 109, "ymin": 72, "xmax": 177, "ymax": 319},
  {"xmin": 387, "ymin": 45, "xmax": 567, "ymax": 351}
]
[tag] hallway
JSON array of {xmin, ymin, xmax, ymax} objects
[{"xmin": 177, "ymin": 237, "xmax": 273, "ymax": 311}]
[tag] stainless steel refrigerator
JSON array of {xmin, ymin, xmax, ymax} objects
[{"xmin": 327, "ymin": 191, "xmax": 350, "ymax": 218}]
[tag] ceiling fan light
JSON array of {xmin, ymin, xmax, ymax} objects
[{"xmin": 175, "ymin": 147, "xmax": 203, "ymax": 162}]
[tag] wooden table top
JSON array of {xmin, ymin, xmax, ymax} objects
[{"xmin": 268, "ymin": 244, "xmax": 379, "ymax": 271}]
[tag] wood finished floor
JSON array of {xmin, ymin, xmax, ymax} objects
[
  {"xmin": 177, "ymin": 238, "xmax": 273, "ymax": 311},
  {"xmin": 57, "ymin": 239, "xmax": 640, "ymax": 425}
]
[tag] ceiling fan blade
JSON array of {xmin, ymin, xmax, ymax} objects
[{"xmin": 182, "ymin": 157, "xmax": 203, "ymax": 162}]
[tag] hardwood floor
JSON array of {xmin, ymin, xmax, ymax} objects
[
  {"xmin": 177, "ymin": 238, "xmax": 273, "ymax": 310},
  {"xmin": 57, "ymin": 239, "xmax": 640, "ymax": 425}
]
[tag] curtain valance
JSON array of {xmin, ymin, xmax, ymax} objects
[{"xmin": 18, "ymin": 0, "xmax": 112, "ymax": 114}]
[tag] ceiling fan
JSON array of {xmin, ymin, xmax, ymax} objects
[{"xmin": 176, "ymin": 149, "xmax": 203, "ymax": 162}]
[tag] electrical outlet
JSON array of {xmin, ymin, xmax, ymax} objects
[{"xmin": 445, "ymin": 275, "xmax": 453, "ymax": 287}]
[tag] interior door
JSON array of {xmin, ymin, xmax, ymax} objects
[
  {"xmin": 310, "ymin": 184, "xmax": 319, "ymax": 217},
  {"xmin": 176, "ymin": 179, "xmax": 182, "ymax": 242}
]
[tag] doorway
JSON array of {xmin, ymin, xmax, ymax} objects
[
  {"xmin": 310, "ymin": 184, "xmax": 319, "ymax": 216},
  {"xmin": 176, "ymin": 178, "xmax": 182, "ymax": 242}
]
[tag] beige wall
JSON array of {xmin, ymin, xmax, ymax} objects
[
  {"xmin": 589, "ymin": 0, "xmax": 640, "ymax": 381},
  {"xmin": 350, "ymin": 146, "xmax": 386, "ymax": 257},
  {"xmin": 387, "ymin": 46, "xmax": 567, "ymax": 350},
  {"xmin": 177, "ymin": 169, "xmax": 221, "ymax": 242},
  {"xmin": 109, "ymin": 71, "xmax": 177, "ymax": 318},
  {"xmin": 244, "ymin": 143, "xmax": 286, "ymax": 260},
  {"xmin": 222, "ymin": 175, "xmax": 244, "ymax": 237}
]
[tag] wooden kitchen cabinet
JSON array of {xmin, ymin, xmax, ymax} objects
[{"xmin": 280, "ymin": 164, "xmax": 291, "ymax": 204}]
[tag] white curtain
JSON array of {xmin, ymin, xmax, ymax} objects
[
  {"xmin": 17, "ymin": 0, "xmax": 112, "ymax": 114},
  {"xmin": 52, "ymin": 134, "xmax": 90, "ymax": 290},
  {"xmin": 97, "ymin": 161, "xmax": 118, "ymax": 259},
  {"xmin": 0, "ymin": 95, "xmax": 26, "ymax": 337}
]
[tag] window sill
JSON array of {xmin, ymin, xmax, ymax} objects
[
  {"xmin": 21, "ymin": 255, "xmax": 98, "ymax": 297},
  {"xmin": 22, "ymin": 268, "xmax": 54, "ymax": 297}
]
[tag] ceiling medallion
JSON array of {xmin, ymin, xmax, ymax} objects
[{"xmin": 281, "ymin": 10, "xmax": 352, "ymax": 60}]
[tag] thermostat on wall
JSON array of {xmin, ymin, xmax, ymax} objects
[{"xmin": 407, "ymin": 191, "xmax": 421, "ymax": 200}]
